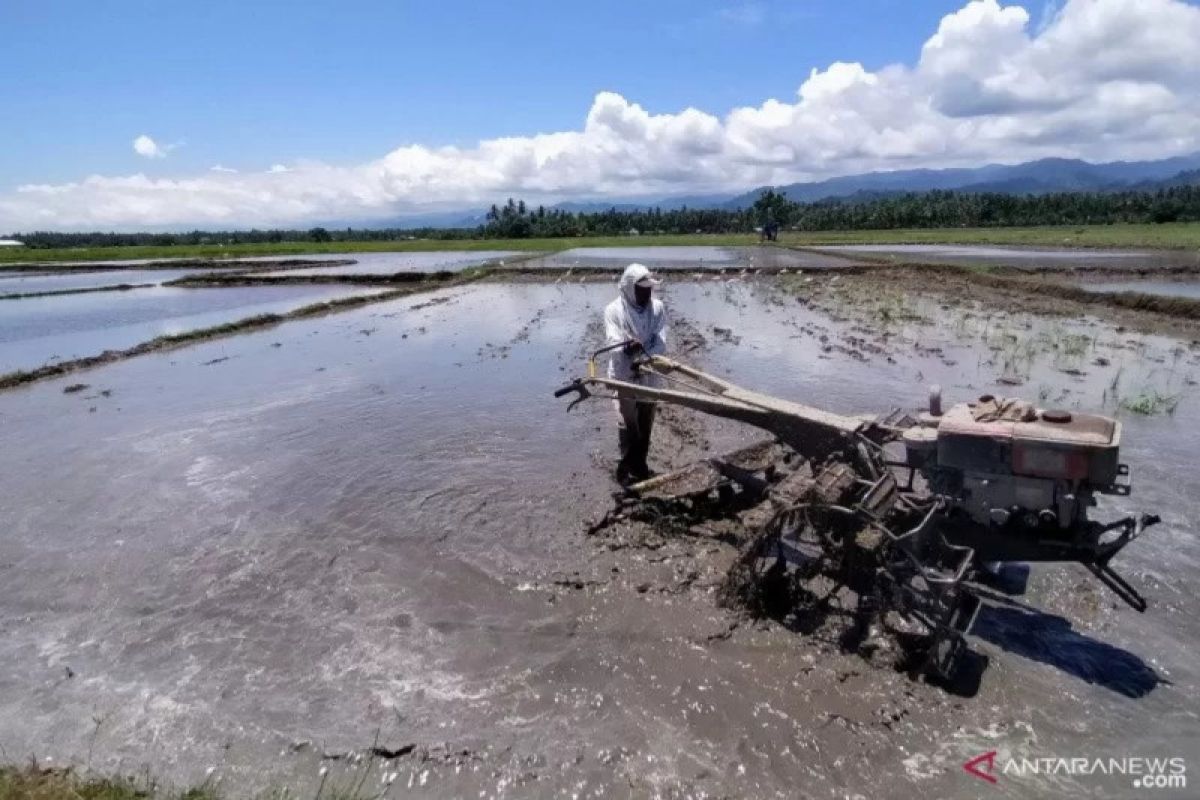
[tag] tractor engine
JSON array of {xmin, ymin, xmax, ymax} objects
[{"xmin": 901, "ymin": 395, "xmax": 1127, "ymax": 537}]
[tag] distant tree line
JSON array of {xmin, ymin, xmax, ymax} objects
[
  {"xmin": 478, "ymin": 185, "xmax": 1200, "ymax": 237},
  {"xmin": 479, "ymin": 198, "xmax": 753, "ymax": 238},
  {"xmin": 7, "ymin": 225, "xmax": 474, "ymax": 249},
  {"xmin": 9, "ymin": 185, "xmax": 1200, "ymax": 247},
  {"xmin": 778, "ymin": 186, "xmax": 1200, "ymax": 230}
]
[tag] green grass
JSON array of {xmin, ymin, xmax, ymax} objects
[
  {"xmin": 0, "ymin": 764, "xmax": 387, "ymax": 800},
  {"xmin": 4, "ymin": 223, "xmax": 1196, "ymax": 264},
  {"xmin": 0, "ymin": 234, "xmax": 760, "ymax": 265},
  {"xmin": 778, "ymin": 222, "xmax": 1200, "ymax": 250},
  {"xmin": 1119, "ymin": 390, "xmax": 1180, "ymax": 415}
]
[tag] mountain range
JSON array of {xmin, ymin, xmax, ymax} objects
[{"xmin": 722, "ymin": 153, "xmax": 1200, "ymax": 207}]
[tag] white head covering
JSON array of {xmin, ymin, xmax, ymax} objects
[{"xmin": 618, "ymin": 263, "xmax": 661, "ymax": 306}]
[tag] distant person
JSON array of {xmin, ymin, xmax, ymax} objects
[{"xmin": 604, "ymin": 263, "xmax": 668, "ymax": 484}]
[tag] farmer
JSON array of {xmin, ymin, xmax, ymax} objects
[{"xmin": 604, "ymin": 263, "xmax": 668, "ymax": 484}]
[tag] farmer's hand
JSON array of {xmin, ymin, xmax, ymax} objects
[{"xmin": 624, "ymin": 339, "xmax": 645, "ymax": 356}]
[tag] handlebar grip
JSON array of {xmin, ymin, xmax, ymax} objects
[{"xmin": 554, "ymin": 383, "xmax": 577, "ymax": 398}]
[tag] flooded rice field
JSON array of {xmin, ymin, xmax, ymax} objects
[
  {"xmin": 0, "ymin": 284, "xmax": 387, "ymax": 375},
  {"xmin": 817, "ymin": 243, "xmax": 1198, "ymax": 270},
  {"xmin": 0, "ymin": 267, "xmax": 246, "ymax": 296},
  {"xmin": 2, "ymin": 256, "xmax": 349, "ymax": 270},
  {"xmin": 819, "ymin": 243, "xmax": 1148, "ymax": 259},
  {"xmin": 255, "ymin": 251, "xmax": 522, "ymax": 277},
  {"xmin": 0, "ymin": 271, "xmax": 1196, "ymax": 798},
  {"xmin": 1, "ymin": 252, "xmax": 515, "ymax": 276},
  {"xmin": 522, "ymin": 245, "xmax": 859, "ymax": 271},
  {"xmin": 554, "ymin": 245, "xmax": 742, "ymax": 262}
]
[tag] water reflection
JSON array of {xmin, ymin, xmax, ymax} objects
[
  {"xmin": 1082, "ymin": 280, "xmax": 1200, "ymax": 299},
  {"xmin": 0, "ymin": 284, "xmax": 388, "ymax": 374}
]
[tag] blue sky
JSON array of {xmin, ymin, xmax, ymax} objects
[
  {"xmin": 4, "ymin": 0, "xmax": 1027, "ymax": 186},
  {"xmin": 3, "ymin": 0, "xmax": 1199, "ymax": 230}
]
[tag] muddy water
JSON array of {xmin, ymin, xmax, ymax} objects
[
  {"xmin": 1082, "ymin": 279, "xmax": 1200, "ymax": 299},
  {"xmin": 522, "ymin": 245, "xmax": 859, "ymax": 271},
  {"xmin": 555, "ymin": 246, "xmax": 743, "ymax": 262},
  {"xmin": 0, "ymin": 268, "xmax": 247, "ymax": 296},
  {"xmin": 256, "ymin": 251, "xmax": 522, "ymax": 277},
  {"xmin": 0, "ymin": 279, "xmax": 1195, "ymax": 798},
  {"xmin": 0, "ymin": 284, "xmax": 388, "ymax": 375}
]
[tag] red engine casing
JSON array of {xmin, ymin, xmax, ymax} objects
[{"xmin": 935, "ymin": 401, "xmax": 1121, "ymax": 486}]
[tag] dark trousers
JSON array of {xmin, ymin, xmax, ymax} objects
[{"xmin": 616, "ymin": 398, "xmax": 656, "ymax": 480}]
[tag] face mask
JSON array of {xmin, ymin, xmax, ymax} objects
[{"xmin": 634, "ymin": 284, "xmax": 652, "ymax": 308}]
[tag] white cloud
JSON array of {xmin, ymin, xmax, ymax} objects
[
  {"xmin": 5, "ymin": 0, "xmax": 1200, "ymax": 230},
  {"xmin": 210, "ymin": 164, "xmax": 238, "ymax": 173},
  {"xmin": 132, "ymin": 134, "xmax": 183, "ymax": 160},
  {"xmin": 132, "ymin": 134, "xmax": 167, "ymax": 159}
]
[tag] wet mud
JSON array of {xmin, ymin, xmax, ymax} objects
[
  {"xmin": 0, "ymin": 282, "xmax": 156, "ymax": 301},
  {"xmin": 807, "ymin": 264, "xmax": 1200, "ymax": 337},
  {"xmin": 0, "ymin": 273, "xmax": 1196, "ymax": 798},
  {"xmin": 253, "ymin": 251, "xmax": 524, "ymax": 277},
  {"xmin": 167, "ymin": 270, "xmax": 470, "ymax": 289},
  {"xmin": 810, "ymin": 243, "xmax": 1200, "ymax": 271}
]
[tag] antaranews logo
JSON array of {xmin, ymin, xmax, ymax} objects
[
  {"xmin": 963, "ymin": 751, "xmax": 998, "ymax": 784},
  {"xmin": 962, "ymin": 751, "xmax": 1188, "ymax": 790}
]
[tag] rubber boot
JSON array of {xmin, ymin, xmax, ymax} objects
[
  {"xmin": 616, "ymin": 424, "xmax": 638, "ymax": 485},
  {"xmin": 631, "ymin": 404, "xmax": 656, "ymax": 481}
]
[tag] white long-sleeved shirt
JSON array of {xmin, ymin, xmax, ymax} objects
[{"xmin": 604, "ymin": 265, "xmax": 668, "ymax": 381}]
